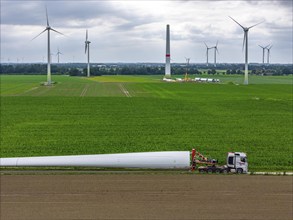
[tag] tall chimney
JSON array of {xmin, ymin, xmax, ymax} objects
[{"xmin": 165, "ymin": 24, "xmax": 171, "ymax": 78}]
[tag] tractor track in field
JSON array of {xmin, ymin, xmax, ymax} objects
[
  {"xmin": 80, "ymin": 84, "xmax": 89, "ymax": 97},
  {"xmin": 0, "ymin": 174, "xmax": 292, "ymax": 220},
  {"xmin": 118, "ymin": 83, "xmax": 131, "ymax": 97}
]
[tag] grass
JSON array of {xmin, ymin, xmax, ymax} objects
[{"xmin": 0, "ymin": 74, "xmax": 292, "ymax": 171}]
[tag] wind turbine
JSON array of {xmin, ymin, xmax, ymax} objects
[
  {"xmin": 229, "ymin": 16, "xmax": 263, "ymax": 85},
  {"xmin": 184, "ymin": 57, "xmax": 190, "ymax": 81},
  {"xmin": 259, "ymin": 44, "xmax": 269, "ymax": 64},
  {"xmin": 165, "ymin": 24, "xmax": 171, "ymax": 78},
  {"xmin": 211, "ymin": 41, "xmax": 219, "ymax": 67},
  {"xmin": 32, "ymin": 7, "xmax": 64, "ymax": 85},
  {"xmin": 266, "ymin": 45, "xmax": 273, "ymax": 65},
  {"xmin": 85, "ymin": 30, "xmax": 91, "ymax": 77},
  {"xmin": 56, "ymin": 48, "xmax": 63, "ymax": 63},
  {"xmin": 204, "ymin": 42, "xmax": 212, "ymax": 67}
]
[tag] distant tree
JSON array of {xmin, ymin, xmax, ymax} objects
[
  {"xmin": 236, "ymin": 69, "xmax": 243, "ymax": 75},
  {"xmin": 69, "ymin": 68, "xmax": 83, "ymax": 76},
  {"xmin": 282, "ymin": 67, "xmax": 292, "ymax": 75}
]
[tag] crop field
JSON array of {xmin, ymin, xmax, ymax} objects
[{"xmin": 0, "ymin": 74, "xmax": 292, "ymax": 171}]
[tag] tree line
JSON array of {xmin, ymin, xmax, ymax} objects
[{"xmin": 0, "ymin": 63, "xmax": 292, "ymax": 76}]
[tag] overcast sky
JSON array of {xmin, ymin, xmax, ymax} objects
[{"xmin": 1, "ymin": 0, "xmax": 292, "ymax": 64}]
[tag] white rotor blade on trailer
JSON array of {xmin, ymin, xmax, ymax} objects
[{"xmin": 0, "ymin": 151, "xmax": 191, "ymax": 169}]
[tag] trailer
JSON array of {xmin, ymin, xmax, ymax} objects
[{"xmin": 191, "ymin": 149, "xmax": 248, "ymax": 174}]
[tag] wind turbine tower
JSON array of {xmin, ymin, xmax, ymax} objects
[
  {"xmin": 211, "ymin": 41, "xmax": 219, "ymax": 67},
  {"xmin": 185, "ymin": 57, "xmax": 190, "ymax": 81},
  {"xmin": 56, "ymin": 48, "xmax": 63, "ymax": 63},
  {"xmin": 229, "ymin": 16, "xmax": 263, "ymax": 85},
  {"xmin": 165, "ymin": 24, "xmax": 171, "ymax": 78},
  {"xmin": 266, "ymin": 45, "xmax": 273, "ymax": 65},
  {"xmin": 204, "ymin": 43, "xmax": 212, "ymax": 67},
  {"xmin": 85, "ymin": 30, "xmax": 91, "ymax": 77},
  {"xmin": 32, "ymin": 7, "xmax": 64, "ymax": 85},
  {"xmin": 259, "ymin": 45, "xmax": 268, "ymax": 64}
]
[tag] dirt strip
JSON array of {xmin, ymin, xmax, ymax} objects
[{"xmin": 0, "ymin": 174, "xmax": 292, "ymax": 220}]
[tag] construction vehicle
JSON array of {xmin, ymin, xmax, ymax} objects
[{"xmin": 191, "ymin": 149, "xmax": 248, "ymax": 174}]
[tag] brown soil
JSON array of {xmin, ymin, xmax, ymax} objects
[{"xmin": 0, "ymin": 174, "xmax": 292, "ymax": 220}]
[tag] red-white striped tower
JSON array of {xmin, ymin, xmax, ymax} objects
[{"xmin": 165, "ymin": 24, "xmax": 171, "ymax": 78}]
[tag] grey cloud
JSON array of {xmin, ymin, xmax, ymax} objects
[{"xmin": 245, "ymin": 0, "xmax": 292, "ymax": 8}]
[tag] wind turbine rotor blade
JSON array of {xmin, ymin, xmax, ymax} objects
[
  {"xmin": 229, "ymin": 16, "xmax": 245, "ymax": 29},
  {"xmin": 31, "ymin": 28, "xmax": 47, "ymax": 41},
  {"xmin": 204, "ymin": 42, "xmax": 208, "ymax": 48},
  {"xmin": 51, "ymin": 28, "xmax": 65, "ymax": 36},
  {"xmin": 85, "ymin": 43, "xmax": 88, "ymax": 54},
  {"xmin": 269, "ymin": 45, "xmax": 273, "ymax": 49},
  {"xmin": 216, "ymin": 40, "xmax": 218, "ymax": 47},
  {"xmin": 45, "ymin": 6, "xmax": 49, "ymax": 26},
  {"xmin": 242, "ymin": 32, "xmax": 246, "ymax": 52},
  {"xmin": 248, "ymin": 20, "xmax": 264, "ymax": 29},
  {"xmin": 86, "ymin": 30, "xmax": 88, "ymax": 41}
]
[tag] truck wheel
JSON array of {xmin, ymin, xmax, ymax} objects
[
  {"xmin": 222, "ymin": 169, "xmax": 228, "ymax": 174},
  {"xmin": 236, "ymin": 168, "xmax": 243, "ymax": 174},
  {"xmin": 199, "ymin": 169, "xmax": 205, "ymax": 174},
  {"xmin": 215, "ymin": 169, "xmax": 221, "ymax": 174},
  {"xmin": 207, "ymin": 169, "xmax": 213, "ymax": 174}
]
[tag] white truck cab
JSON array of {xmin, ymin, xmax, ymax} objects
[{"xmin": 226, "ymin": 152, "xmax": 248, "ymax": 174}]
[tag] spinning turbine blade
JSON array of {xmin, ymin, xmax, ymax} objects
[
  {"xmin": 85, "ymin": 43, "xmax": 88, "ymax": 54},
  {"xmin": 242, "ymin": 32, "xmax": 246, "ymax": 52},
  {"xmin": 86, "ymin": 30, "xmax": 88, "ymax": 41},
  {"xmin": 248, "ymin": 20, "xmax": 264, "ymax": 29},
  {"xmin": 229, "ymin": 16, "xmax": 245, "ymax": 29},
  {"xmin": 46, "ymin": 6, "xmax": 49, "ymax": 26},
  {"xmin": 31, "ymin": 28, "xmax": 47, "ymax": 41},
  {"xmin": 51, "ymin": 28, "xmax": 65, "ymax": 36}
]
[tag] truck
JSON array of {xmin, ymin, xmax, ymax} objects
[{"xmin": 191, "ymin": 149, "xmax": 248, "ymax": 174}]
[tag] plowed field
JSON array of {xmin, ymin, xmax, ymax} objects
[{"xmin": 1, "ymin": 174, "xmax": 292, "ymax": 220}]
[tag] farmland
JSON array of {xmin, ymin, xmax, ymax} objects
[{"xmin": 0, "ymin": 75, "xmax": 292, "ymax": 171}]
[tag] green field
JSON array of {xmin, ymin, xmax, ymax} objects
[{"xmin": 1, "ymin": 75, "xmax": 292, "ymax": 171}]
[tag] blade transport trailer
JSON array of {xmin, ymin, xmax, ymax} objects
[
  {"xmin": 0, "ymin": 149, "xmax": 247, "ymax": 173},
  {"xmin": 191, "ymin": 149, "xmax": 248, "ymax": 174}
]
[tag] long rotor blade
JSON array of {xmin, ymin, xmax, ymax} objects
[
  {"xmin": 45, "ymin": 6, "xmax": 49, "ymax": 27},
  {"xmin": 216, "ymin": 40, "xmax": 218, "ymax": 47},
  {"xmin": 51, "ymin": 28, "xmax": 65, "ymax": 36},
  {"xmin": 85, "ymin": 43, "xmax": 88, "ymax": 54},
  {"xmin": 242, "ymin": 32, "xmax": 246, "ymax": 52},
  {"xmin": 268, "ymin": 45, "xmax": 273, "ymax": 50},
  {"xmin": 86, "ymin": 30, "xmax": 88, "ymax": 41},
  {"xmin": 229, "ymin": 16, "xmax": 245, "ymax": 29},
  {"xmin": 31, "ymin": 28, "xmax": 47, "ymax": 41},
  {"xmin": 204, "ymin": 42, "xmax": 208, "ymax": 48},
  {"xmin": 248, "ymin": 20, "xmax": 264, "ymax": 29}
]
